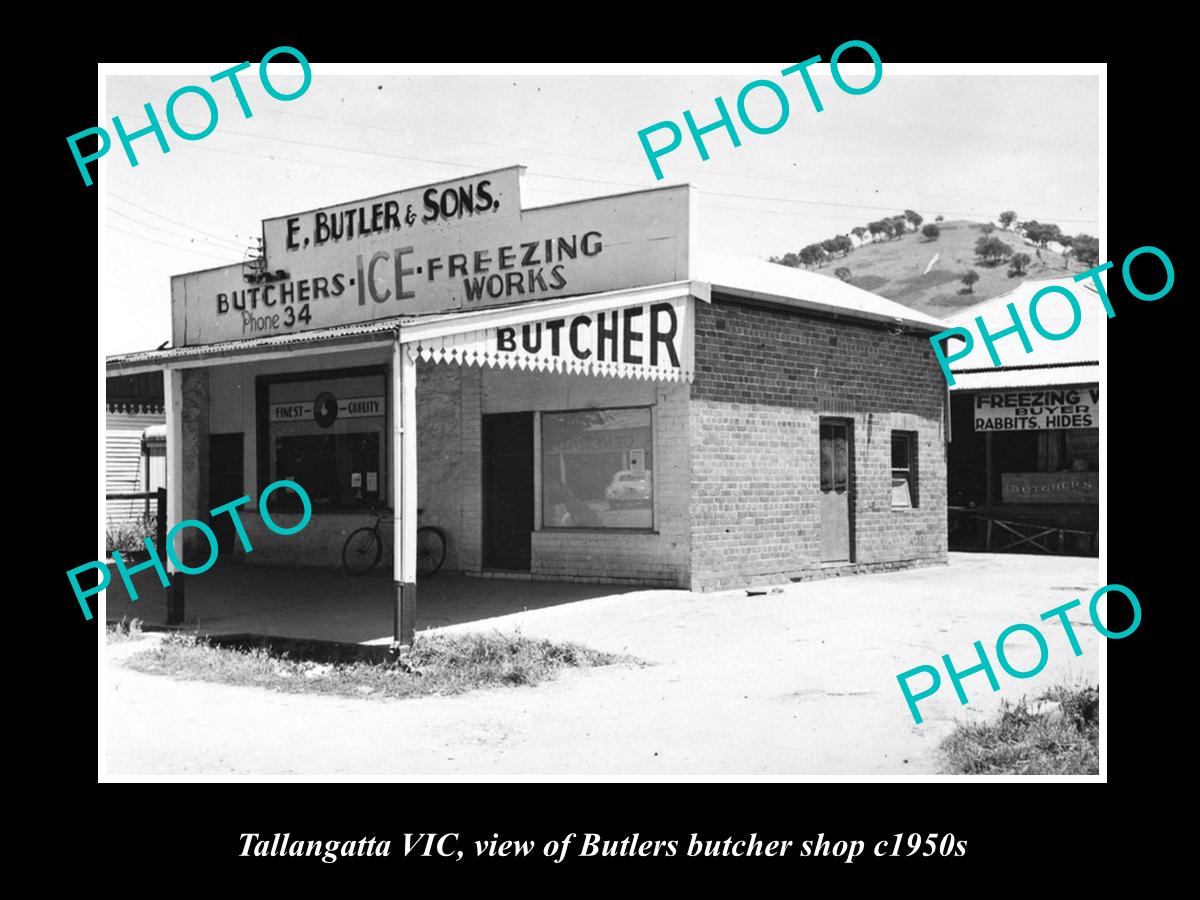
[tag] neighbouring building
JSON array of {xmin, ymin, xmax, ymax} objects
[
  {"xmin": 944, "ymin": 276, "xmax": 1101, "ymax": 555},
  {"xmin": 106, "ymin": 372, "xmax": 166, "ymax": 533},
  {"xmin": 106, "ymin": 166, "xmax": 951, "ymax": 643}
]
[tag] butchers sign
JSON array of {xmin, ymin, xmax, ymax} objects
[
  {"xmin": 171, "ymin": 167, "xmax": 693, "ymax": 347},
  {"xmin": 1002, "ymin": 472, "xmax": 1098, "ymax": 504},
  {"xmin": 973, "ymin": 385, "xmax": 1099, "ymax": 431}
]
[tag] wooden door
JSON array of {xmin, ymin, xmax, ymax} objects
[
  {"xmin": 819, "ymin": 420, "xmax": 852, "ymax": 562},
  {"xmin": 483, "ymin": 413, "xmax": 534, "ymax": 571},
  {"xmin": 208, "ymin": 433, "xmax": 244, "ymax": 557}
]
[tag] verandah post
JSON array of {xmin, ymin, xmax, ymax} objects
[
  {"xmin": 164, "ymin": 367, "xmax": 185, "ymax": 626},
  {"xmin": 392, "ymin": 334, "xmax": 417, "ymax": 649}
]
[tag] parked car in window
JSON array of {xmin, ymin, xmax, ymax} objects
[{"xmin": 605, "ymin": 470, "xmax": 652, "ymax": 507}]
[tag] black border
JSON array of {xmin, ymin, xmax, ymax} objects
[{"xmin": 38, "ymin": 13, "xmax": 1185, "ymax": 884}]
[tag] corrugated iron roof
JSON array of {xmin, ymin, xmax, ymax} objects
[
  {"xmin": 107, "ymin": 317, "xmax": 402, "ymax": 369},
  {"xmin": 696, "ymin": 252, "xmax": 950, "ymax": 333},
  {"xmin": 949, "ymin": 363, "xmax": 1099, "ymax": 391},
  {"xmin": 943, "ymin": 276, "xmax": 1104, "ymax": 370}
]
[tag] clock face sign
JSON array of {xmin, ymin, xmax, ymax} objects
[{"xmin": 313, "ymin": 391, "xmax": 339, "ymax": 428}]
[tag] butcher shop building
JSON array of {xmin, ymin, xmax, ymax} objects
[{"xmin": 106, "ymin": 166, "xmax": 950, "ymax": 644}]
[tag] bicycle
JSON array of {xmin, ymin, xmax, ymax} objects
[{"xmin": 342, "ymin": 508, "xmax": 448, "ymax": 578}]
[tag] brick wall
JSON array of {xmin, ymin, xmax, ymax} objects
[
  {"xmin": 688, "ymin": 298, "xmax": 947, "ymax": 590},
  {"xmin": 414, "ymin": 360, "xmax": 464, "ymax": 572}
]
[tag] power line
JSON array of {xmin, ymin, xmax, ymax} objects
[
  {"xmin": 108, "ymin": 132, "xmax": 444, "ymax": 184},
  {"xmin": 113, "ymin": 110, "xmax": 1099, "ymax": 225},
  {"xmin": 255, "ymin": 104, "xmax": 1097, "ymax": 212},
  {"xmin": 106, "ymin": 173, "xmax": 260, "ymax": 239},
  {"xmin": 108, "ymin": 193, "xmax": 251, "ymax": 248},
  {"xmin": 695, "ymin": 188, "xmax": 1099, "ymax": 225},
  {"xmin": 107, "ymin": 224, "xmax": 239, "ymax": 263},
  {"xmin": 108, "ymin": 207, "xmax": 248, "ymax": 253}
]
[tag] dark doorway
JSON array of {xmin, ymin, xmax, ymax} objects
[
  {"xmin": 209, "ymin": 433, "xmax": 244, "ymax": 556},
  {"xmin": 819, "ymin": 419, "xmax": 853, "ymax": 563},
  {"xmin": 483, "ymin": 412, "xmax": 534, "ymax": 571}
]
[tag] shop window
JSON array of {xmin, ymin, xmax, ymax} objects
[
  {"xmin": 892, "ymin": 431, "xmax": 918, "ymax": 508},
  {"xmin": 541, "ymin": 407, "xmax": 653, "ymax": 530},
  {"xmin": 259, "ymin": 370, "xmax": 387, "ymax": 510}
]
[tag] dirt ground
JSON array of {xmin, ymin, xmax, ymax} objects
[{"xmin": 102, "ymin": 553, "xmax": 1102, "ymax": 777}]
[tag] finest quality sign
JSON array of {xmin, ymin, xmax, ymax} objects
[
  {"xmin": 171, "ymin": 168, "xmax": 693, "ymax": 347},
  {"xmin": 269, "ymin": 395, "xmax": 385, "ymax": 425},
  {"xmin": 972, "ymin": 385, "xmax": 1099, "ymax": 431},
  {"xmin": 408, "ymin": 296, "xmax": 693, "ymax": 383}
]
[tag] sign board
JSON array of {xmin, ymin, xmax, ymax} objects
[
  {"xmin": 269, "ymin": 395, "xmax": 384, "ymax": 425},
  {"xmin": 973, "ymin": 385, "xmax": 1099, "ymax": 431},
  {"xmin": 407, "ymin": 295, "xmax": 692, "ymax": 383},
  {"xmin": 172, "ymin": 167, "xmax": 693, "ymax": 347},
  {"xmin": 261, "ymin": 167, "xmax": 523, "ymax": 265},
  {"xmin": 1002, "ymin": 472, "xmax": 1098, "ymax": 504}
]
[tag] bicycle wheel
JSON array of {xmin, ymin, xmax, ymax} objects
[
  {"xmin": 343, "ymin": 527, "xmax": 383, "ymax": 576},
  {"xmin": 416, "ymin": 526, "xmax": 447, "ymax": 577}
]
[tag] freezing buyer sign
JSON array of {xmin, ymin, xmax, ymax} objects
[{"xmin": 973, "ymin": 385, "xmax": 1100, "ymax": 431}]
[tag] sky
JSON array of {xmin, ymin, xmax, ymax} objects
[{"xmin": 101, "ymin": 65, "xmax": 1100, "ymax": 355}]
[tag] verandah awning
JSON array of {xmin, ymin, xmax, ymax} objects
[{"xmin": 108, "ymin": 280, "xmax": 706, "ymax": 384}]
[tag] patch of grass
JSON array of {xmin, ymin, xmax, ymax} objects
[
  {"xmin": 107, "ymin": 514, "xmax": 158, "ymax": 556},
  {"xmin": 107, "ymin": 617, "xmax": 144, "ymax": 643},
  {"xmin": 847, "ymin": 274, "xmax": 889, "ymax": 291},
  {"xmin": 891, "ymin": 269, "xmax": 963, "ymax": 295},
  {"xmin": 926, "ymin": 292, "xmax": 982, "ymax": 308},
  {"xmin": 939, "ymin": 685, "xmax": 1099, "ymax": 775},
  {"xmin": 122, "ymin": 630, "xmax": 638, "ymax": 700}
]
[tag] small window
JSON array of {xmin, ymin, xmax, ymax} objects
[
  {"xmin": 542, "ymin": 407, "xmax": 653, "ymax": 530},
  {"xmin": 892, "ymin": 431, "xmax": 918, "ymax": 508}
]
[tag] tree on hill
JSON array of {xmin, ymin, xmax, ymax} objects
[
  {"xmin": 975, "ymin": 235, "xmax": 1014, "ymax": 265},
  {"xmin": 1041, "ymin": 224, "xmax": 1063, "ymax": 248},
  {"xmin": 904, "ymin": 210, "xmax": 924, "ymax": 230},
  {"xmin": 769, "ymin": 252, "xmax": 800, "ymax": 268},
  {"xmin": 867, "ymin": 220, "xmax": 888, "ymax": 240},
  {"xmin": 1072, "ymin": 234, "xmax": 1100, "ymax": 267},
  {"xmin": 821, "ymin": 238, "xmax": 839, "ymax": 257},
  {"xmin": 851, "ymin": 226, "xmax": 868, "ymax": 244},
  {"xmin": 799, "ymin": 243, "xmax": 827, "ymax": 268},
  {"xmin": 1058, "ymin": 234, "xmax": 1074, "ymax": 263},
  {"xmin": 935, "ymin": 215, "xmax": 944, "ymax": 223},
  {"xmin": 835, "ymin": 267, "xmax": 852, "ymax": 282},
  {"xmin": 961, "ymin": 270, "xmax": 980, "ymax": 293},
  {"xmin": 833, "ymin": 234, "xmax": 854, "ymax": 256},
  {"xmin": 999, "ymin": 211, "xmax": 1018, "ymax": 230},
  {"xmin": 891, "ymin": 215, "xmax": 908, "ymax": 237},
  {"xmin": 981, "ymin": 224, "xmax": 995, "ymax": 236},
  {"xmin": 1022, "ymin": 221, "xmax": 1063, "ymax": 248},
  {"xmin": 1007, "ymin": 252, "xmax": 1032, "ymax": 277},
  {"xmin": 922, "ymin": 223, "xmax": 940, "ymax": 241}
]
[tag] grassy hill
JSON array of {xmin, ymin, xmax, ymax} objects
[{"xmin": 805, "ymin": 221, "xmax": 1087, "ymax": 317}]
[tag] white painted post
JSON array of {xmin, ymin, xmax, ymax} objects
[
  {"xmin": 392, "ymin": 336, "xmax": 418, "ymax": 647},
  {"xmin": 164, "ymin": 367, "xmax": 185, "ymax": 624}
]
